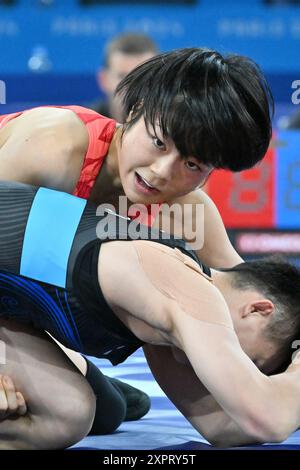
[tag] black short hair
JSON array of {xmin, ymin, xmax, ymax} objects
[
  {"xmin": 223, "ymin": 256, "xmax": 300, "ymax": 363},
  {"xmin": 116, "ymin": 47, "xmax": 274, "ymax": 172}
]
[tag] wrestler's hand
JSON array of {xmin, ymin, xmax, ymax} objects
[{"xmin": 0, "ymin": 374, "xmax": 27, "ymax": 419}]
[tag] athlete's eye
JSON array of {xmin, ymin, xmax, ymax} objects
[
  {"xmin": 184, "ymin": 160, "xmax": 200, "ymax": 172},
  {"xmin": 152, "ymin": 137, "xmax": 166, "ymax": 150}
]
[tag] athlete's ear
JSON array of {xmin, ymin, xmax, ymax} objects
[
  {"xmin": 126, "ymin": 108, "xmax": 135, "ymax": 123},
  {"xmin": 126, "ymin": 101, "xmax": 144, "ymax": 123},
  {"xmin": 242, "ymin": 299, "xmax": 275, "ymax": 319}
]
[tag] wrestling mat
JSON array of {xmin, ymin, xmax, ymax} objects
[{"xmin": 70, "ymin": 348, "xmax": 300, "ymax": 451}]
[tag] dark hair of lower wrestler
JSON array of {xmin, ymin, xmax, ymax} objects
[
  {"xmin": 221, "ymin": 256, "xmax": 300, "ymax": 368},
  {"xmin": 116, "ymin": 47, "xmax": 274, "ymax": 172}
]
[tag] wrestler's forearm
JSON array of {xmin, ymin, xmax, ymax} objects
[
  {"xmin": 210, "ymin": 417, "xmax": 278, "ymax": 447},
  {"xmin": 185, "ymin": 189, "xmax": 244, "ymax": 268},
  {"xmin": 267, "ymin": 371, "xmax": 300, "ymax": 437},
  {"xmin": 180, "ymin": 322, "xmax": 300, "ymax": 442},
  {"xmin": 197, "ymin": 371, "xmax": 300, "ymax": 446},
  {"xmin": 144, "ymin": 344, "xmax": 262, "ymax": 446},
  {"xmin": 200, "ymin": 372, "xmax": 300, "ymax": 447},
  {"xmin": 144, "ymin": 344, "xmax": 300, "ymax": 446},
  {"xmin": 190, "ymin": 399, "xmax": 269, "ymax": 447}
]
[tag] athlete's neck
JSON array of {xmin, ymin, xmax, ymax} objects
[{"xmin": 105, "ymin": 124, "xmax": 123, "ymax": 185}]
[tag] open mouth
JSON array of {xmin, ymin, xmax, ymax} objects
[{"xmin": 135, "ymin": 172, "xmax": 160, "ymax": 194}]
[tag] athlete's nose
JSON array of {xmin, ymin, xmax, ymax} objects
[{"xmin": 149, "ymin": 152, "xmax": 180, "ymax": 182}]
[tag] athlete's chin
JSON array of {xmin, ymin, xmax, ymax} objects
[
  {"xmin": 126, "ymin": 191, "xmax": 160, "ymax": 205},
  {"xmin": 123, "ymin": 181, "xmax": 163, "ymax": 205}
]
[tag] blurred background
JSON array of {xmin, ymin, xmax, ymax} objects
[{"xmin": 0, "ymin": 0, "xmax": 299, "ymax": 266}]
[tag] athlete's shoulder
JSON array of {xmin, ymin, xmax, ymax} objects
[
  {"xmin": 131, "ymin": 240, "xmax": 233, "ymax": 330},
  {"xmin": 32, "ymin": 106, "xmax": 85, "ymax": 132},
  {"xmin": 0, "ymin": 106, "xmax": 88, "ymax": 191},
  {"xmin": 24, "ymin": 107, "xmax": 88, "ymax": 157},
  {"xmin": 60, "ymin": 105, "xmax": 106, "ymax": 120}
]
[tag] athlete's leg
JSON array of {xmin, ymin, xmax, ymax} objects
[
  {"xmin": 0, "ymin": 318, "xmax": 96, "ymax": 449},
  {"xmin": 50, "ymin": 338, "xmax": 151, "ymax": 433}
]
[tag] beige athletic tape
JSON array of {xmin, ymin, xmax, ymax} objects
[{"xmin": 132, "ymin": 240, "xmax": 232, "ymax": 329}]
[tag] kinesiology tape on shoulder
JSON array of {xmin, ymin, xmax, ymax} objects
[{"xmin": 132, "ymin": 240, "xmax": 233, "ymax": 329}]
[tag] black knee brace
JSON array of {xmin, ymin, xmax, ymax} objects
[{"xmin": 85, "ymin": 358, "xmax": 126, "ymax": 435}]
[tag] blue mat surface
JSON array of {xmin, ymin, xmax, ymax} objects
[{"xmin": 70, "ymin": 349, "xmax": 300, "ymax": 451}]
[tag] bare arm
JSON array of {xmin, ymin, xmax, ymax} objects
[
  {"xmin": 100, "ymin": 240, "xmax": 300, "ymax": 444},
  {"xmin": 193, "ymin": 188, "xmax": 243, "ymax": 267},
  {"xmin": 0, "ymin": 107, "xmax": 88, "ymax": 193},
  {"xmin": 143, "ymin": 344, "xmax": 293, "ymax": 447},
  {"xmin": 171, "ymin": 304, "xmax": 300, "ymax": 443},
  {"xmin": 154, "ymin": 188, "xmax": 243, "ymax": 268}
]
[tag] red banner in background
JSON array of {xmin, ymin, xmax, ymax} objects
[{"xmin": 206, "ymin": 147, "xmax": 275, "ymax": 229}]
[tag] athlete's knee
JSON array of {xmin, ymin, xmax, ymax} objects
[{"xmin": 84, "ymin": 360, "xmax": 126, "ymax": 435}]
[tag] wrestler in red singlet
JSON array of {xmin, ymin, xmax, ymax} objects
[{"xmin": 0, "ymin": 105, "xmax": 160, "ymax": 227}]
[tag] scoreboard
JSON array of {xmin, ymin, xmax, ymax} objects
[
  {"xmin": 207, "ymin": 131, "xmax": 300, "ymax": 229},
  {"xmin": 206, "ymin": 130, "xmax": 300, "ymax": 265}
]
